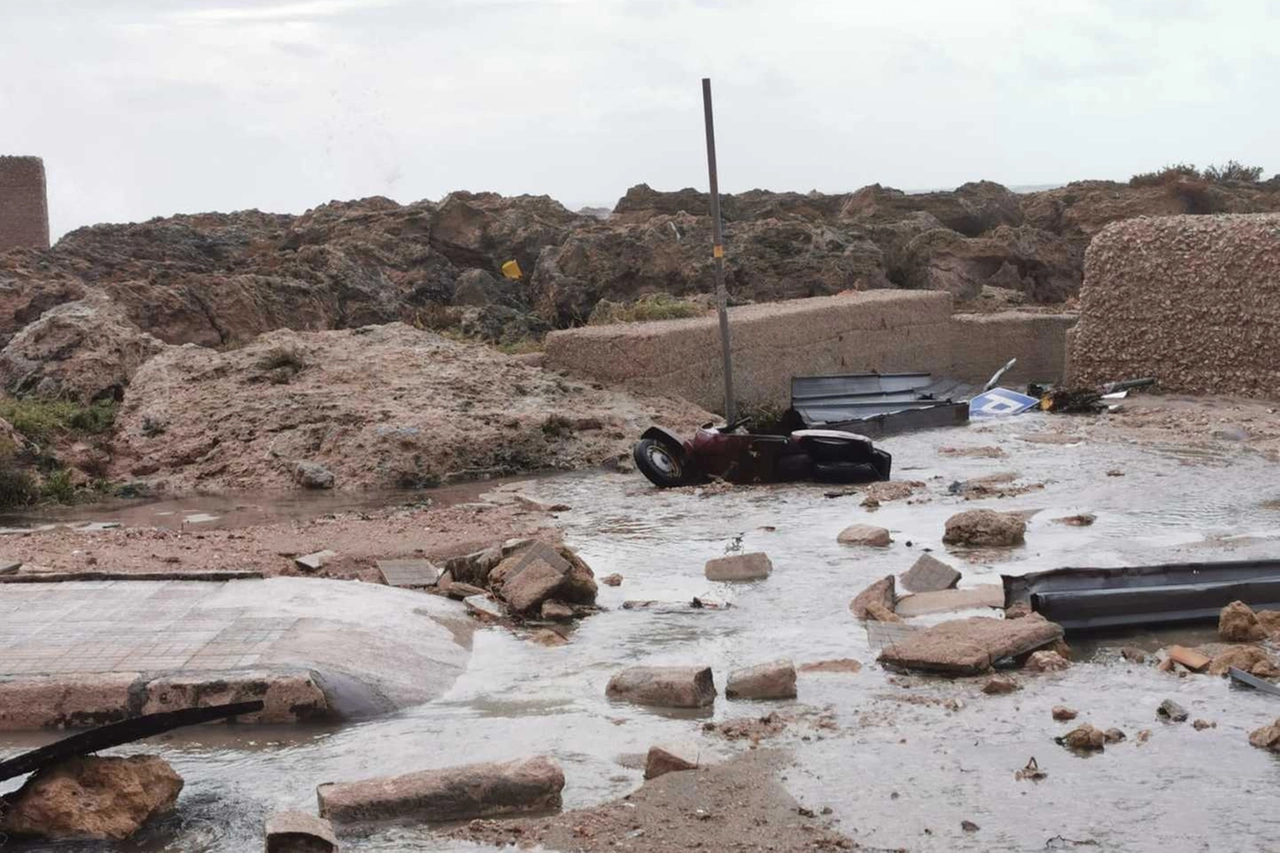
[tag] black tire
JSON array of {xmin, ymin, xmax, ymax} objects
[
  {"xmin": 633, "ymin": 439, "xmax": 686, "ymax": 488},
  {"xmin": 812, "ymin": 461, "xmax": 874, "ymax": 484},
  {"xmin": 870, "ymin": 448, "xmax": 893, "ymax": 481}
]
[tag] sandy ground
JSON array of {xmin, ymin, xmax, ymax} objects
[{"xmin": 0, "ymin": 485, "xmax": 557, "ymax": 582}]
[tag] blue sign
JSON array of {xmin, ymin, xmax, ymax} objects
[{"xmin": 969, "ymin": 388, "xmax": 1039, "ymax": 419}]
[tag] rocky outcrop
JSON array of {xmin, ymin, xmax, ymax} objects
[
  {"xmin": 0, "ymin": 755, "xmax": 183, "ymax": 841},
  {"xmin": 109, "ymin": 324, "xmax": 710, "ymax": 492},
  {"xmin": 0, "ymin": 291, "xmax": 165, "ymax": 402}
]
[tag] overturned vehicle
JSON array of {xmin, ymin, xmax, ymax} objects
[{"xmin": 633, "ymin": 418, "xmax": 892, "ymax": 488}]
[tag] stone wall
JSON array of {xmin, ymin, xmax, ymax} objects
[
  {"xmin": 544, "ymin": 290, "xmax": 1075, "ymax": 412},
  {"xmin": 1070, "ymin": 214, "xmax": 1280, "ymax": 395},
  {"xmin": 0, "ymin": 156, "xmax": 50, "ymax": 253}
]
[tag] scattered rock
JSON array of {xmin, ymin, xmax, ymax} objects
[
  {"xmin": 725, "ymin": 660, "xmax": 797, "ymax": 700},
  {"xmin": 704, "ymin": 711, "xmax": 790, "ymax": 743},
  {"xmin": 899, "ymin": 553, "xmax": 961, "ymax": 593},
  {"xmin": 1248, "ymin": 719, "xmax": 1280, "ymax": 752},
  {"xmin": 444, "ymin": 582, "xmax": 488, "ymax": 600},
  {"xmin": 939, "ymin": 445, "xmax": 1006, "ymax": 458},
  {"xmin": 317, "ymin": 756, "xmax": 565, "ymax": 824},
  {"xmin": 1166, "ymin": 645, "xmax": 1211, "ymax": 673},
  {"xmin": 1135, "ymin": 729, "xmax": 1152, "ymax": 744},
  {"xmin": 293, "ymin": 461, "xmax": 335, "ymax": 490},
  {"xmin": 942, "ymin": 509, "xmax": 1026, "ymax": 547},
  {"xmin": 0, "ymin": 755, "xmax": 183, "ymax": 841},
  {"xmin": 1052, "ymin": 705, "xmax": 1078, "ymax": 721},
  {"xmin": 1193, "ymin": 719, "xmax": 1217, "ymax": 731},
  {"xmin": 601, "ymin": 573, "xmax": 623, "ymax": 586},
  {"xmin": 1103, "ymin": 728, "xmax": 1126, "ymax": 744},
  {"xmin": 1156, "ymin": 699, "xmax": 1188, "ymax": 723},
  {"xmin": 1015, "ymin": 756, "xmax": 1047, "ymax": 782},
  {"xmin": 850, "ymin": 575, "xmax": 899, "ymax": 621},
  {"xmin": 643, "ymin": 745, "xmax": 699, "ymax": 780},
  {"xmin": 465, "ymin": 594, "xmax": 508, "ymax": 621},
  {"xmin": 1005, "ymin": 602, "xmax": 1032, "ymax": 620},
  {"xmin": 606, "ymin": 666, "xmax": 717, "ymax": 708},
  {"xmin": 294, "ymin": 550, "xmax": 337, "ymax": 572},
  {"xmin": 961, "ymin": 820, "xmax": 981, "ymax": 832},
  {"xmin": 530, "ymin": 628, "xmax": 568, "ymax": 647},
  {"xmin": 1024, "ymin": 650, "xmax": 1071, "ymax": 673},
  {"xmin": 1053, "ymin": 513, "xmax": 1096, "ymax": 527},
  {"xmin": 837, "ymin": 524, "xmax": 892, "ymax": 547},
  {"xmin": 1057, "ymin": 723, "xmax": 1106, "ymax": 752},
  {"xmin": 878, "ymin": 615, "xmax": 1064, "ymax": 676},
  {"xmin": 1208, "ymin": 645, "xmax": 1280, "ymax": 678},
  {"xmin": 265, "ymin": 811, "xmax": 339, "ymax": 853},
  {"xmin": 1219, "ymin": 600, "xmax": 1269, "ymax": 642},
  {"xmin": 704, "ymin": 552, "xmax": 772, "ymax": 582},
  {"xmin": 540, "ymin": 600, "xmax": 575, "ymax": 621},
  {"xmin": 798, "ymin": 658, "xmax": 862, "ymax": 675},
  {"xmin": 1257, "ymin": 609, "xmax": 1280, "ymax": 637},
  {"xmin": 1120, "ymin": 647, "xmax": 1147, "ymax": 664},
  {"xmin": 982, "ymin": 675, "xmax": 1019, "ymax": 695}
]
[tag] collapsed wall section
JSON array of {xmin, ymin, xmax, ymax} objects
[
  {"xmin": 1070, "ymin": 214, "xmax": 1280, "ymax": 395},
  {"xmin": 0, "ymin": 156, "xmax": 51, "ymax": 253}
]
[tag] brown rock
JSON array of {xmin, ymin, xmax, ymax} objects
[
  {"xmin": 850, "ymin": 575, "xmax": 897, "ymax": 621},
  {"xmin": 1052, "ymin": 705, "xmax": 1078, "ymax": 721},
  {"xmin": 1207, "ymin": 645, "xmax": 1280, "ymax": 678},
  {"xmin": 540, "ymin": 600, "xmax": 575, "ymax": 621},
  {"xmin": 1053, "ymin": 513, "xmax": 1096, "ymax": 527},
  {"xmin": 877, "ymin": 615, "xmax": 1064, "ymax": 676},
  {"xmin": 601, "ymin": 573, "xmax": 623, "ymax": 587},
  {"xmin": 606, "ymin": 666, "xmax": 717, "ymax": 708},
  {"xmin": 1219, "ymin": 600, "xmax": 1268, "ymax": 642},
  {"xmin": 899, "ymin": 553, "xmax": 961, "ymax": 593},
  {"xmin": 1248, "ymin": 719, "xmax": 1280, "ymax": 752},
  {"xmin": 1193, "ymin": 719, "xmax": 1217, "ymax": 731},
  {"xmin": 982, "ymin": 676, "xmax": 1019, "ymax": 695},
  {"xmin": 1025, "ymin": 650, "xmax": 1071, "ymax": 673},
  {"xmin": 445, "ymin": 582, "xmax": 488, "ymax": 600},
  {"xmin": 725, "ymin": 660, "xmax": 797, "ymax": 700},
  {"xmin": 798, "ymin": 659, "xmax": 863, "ymax": 675},
  {"xmin": 837, "ymin": 524, "xmax": 892, "ymax": 547},
  {"xmin": 1120, "ymin": 647, "xmax": 1147, "ymax": 664},
  {"xmin": 1057, "ymin": 723, "xmax": 1106, "ymax": 752},
  {"xmin": 1157, "ymin": 699, "xmax": 1188, "ymax": 723},
  {"xmin": 643, "ymin": 745, "xmax": 699, "ymax": 780},
  {"xmin": 317, "ymin": 756, "xmax": 565, "ymax": 824},
  {"xmin": 1257, "ymin": 610, "xmax": 1280, "ymax": 637},
  {"xmin": 1104, "ymin": 728, "xmax": 1127, "ymax": 744},
  {"xmin": 1005, "ymin": 602, "xmax": 1032, "ymax": 620},
  {"xmin": 0, "ymin": 755, "xmax": 182, "ymax": 841},
  {"xmin": 704, "ymin": 552, "xmax": 772, "ymax": 582},
  {"xmin": 265, "ymin": 811, "xmax": 339, "ymax": 853},
  {"xmin": 942, "ymin": 509, "xmax": 1026, "ymax": 547}
]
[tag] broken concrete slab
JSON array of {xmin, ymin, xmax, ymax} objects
[
  {"xmin": 0, "ymin": 560, "xmax": 21, "ymax": 576},
  {"xmin": 295, "ymin": 550, "xmax": 337, "ymax": 572},
  {"xmin": 376, "ymin": 558, "xmax": 442, "ymax": 589},
  {"xmin": 899, "ymin": 553, "xmax": 960, "ymax": 593},
  {"xmin": 798, "ymin": 658, "xmax": 862, "ymax": 675},
  {"xmin": 465, "ymin": 594, "xmax": 507, "ymax": 621},
  {"xmin": 444, "ymin": 581, "xmax": 488, "ymax": 600},
  {"xmin": 837, "ymin": 524, "xmax": 892, "ymax": 547},
  {"xmin": 864, "ymin": 620, "xmax": 919, "ymax": 651},
  {"xmin": 850, "ymin": 575, "xmax": 898, "ymax": 621},
  {"xmin": 501, "ymin": 560, "xmax": 566, "ymax": 613},
  {"xmin": 317, "ymin": 756, "xmax": 565, "ymax": 824},
  {"xmin": 265, "ymin": 811, "xmax": 339, "ymax": 853},
  {"xmin": 606, "ymin": 666, "xmax": 717, "ymax": 709},
  {"xmin": 1166, "ymin": 645, "xmax": 1211, "ymax": 673},
  {"xmin": 725, "ymin": 660, "xmax": 797, "ymax": 700},
  {"xmin": 643, "ymin": 744, "xmax": 699, "ymax": 780},
  {"xmin": 877, "ymin": 615, "xmax": 1064, "ymax": 676},
  {"xmin": 894, "ymin": 585, "xmax": 1004, "ymax": 617},
  {"xmin": 704, "ymin": 552, "xmax": 772, "ymax": 582}
]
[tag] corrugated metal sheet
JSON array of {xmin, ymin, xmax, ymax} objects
[{"xmin": 789, "ymin": 373, "xmax": 974, "ymax": 437}]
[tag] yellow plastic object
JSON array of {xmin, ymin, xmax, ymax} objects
[{"xmin": 501, "ymin": 260, "xmax": 523, "ymax": 280}]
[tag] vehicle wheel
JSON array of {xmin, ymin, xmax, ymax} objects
[
  {"xmin": 870, "ymin": 449, "xmax": 893, "ymax": 481},
  {"xmin": 633, "ymin": 439, "xmax": 686, "ymax": 488},
  {"xmin": 812, "ymin": 461, "xmax": 870, "ymax": 484}
]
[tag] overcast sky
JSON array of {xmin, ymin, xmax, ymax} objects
[{"xmin": 3, "ymin": 0, "xmax": 1278, "ymax": 239}]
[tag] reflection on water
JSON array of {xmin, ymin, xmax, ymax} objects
[{"xmin": 3, "ymin": 415, "xmax": 1280, "ymax": 851}]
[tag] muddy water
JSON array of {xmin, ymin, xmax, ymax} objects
[{"xmin": 4, "ymin": 414, "xmax": 1280, "ymax": 852}]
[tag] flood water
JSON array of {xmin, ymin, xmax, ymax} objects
[{"xmin": 4, "ymin": 413, "xmax": 1280, "ymax": 851}]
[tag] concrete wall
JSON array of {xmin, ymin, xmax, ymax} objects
[
  {"xmin": 0, "ymin": 156, "xmax": 50, "ymax": 253},
  {"xmin": 545, "ymin": 290, "xmax": 1075, "ymax": 412},
  {"xmin": 1070, "ymin": 214, "xmax": 1280, "ymax": 395}
]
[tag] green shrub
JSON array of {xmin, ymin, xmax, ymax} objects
[
  {"xmin": 40, "ymin": 468, "xmax": 77, "ymax": 504},
  {"xmin": 1202, "ymin": 160, "xmax": 1265, "ymax": 183},
  {"xmin": 0, "ymin": 398, "xmax": 117, "ymax": 444},
  {"xmin": 1129, "ymin": 163, "xmax": 1198, "ymax": 188},
  {"xmin": 0, "ymin": 465, "xmax": 38, "ymax": 509},
  {"xmin": 254, "ymin": 346, "xmax": 308, "ymax": 384},
  {"xmin": 1130, "ymin": 161, "xmax": 1265, "ymax": 187},
  {"xmin": 587, "ymin": 294, "xmax": 707, "ymax": 325}
]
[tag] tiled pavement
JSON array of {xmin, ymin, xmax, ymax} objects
[{"xmin": 0, "ymin": 581, "xmax": 296, "ymax": 676}]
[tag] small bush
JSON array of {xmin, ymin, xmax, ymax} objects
[
  {"xmin": 40, "ymin": 469, "xmax": 77, "ymax": 504},
  {"xmin": 1202, "ymin": 160, "xmax": 1265, "ymax": 183},
  {"xmin": 542, "ymin": 414, "xmax": 575, "ymax": 438},
  {"xmin": 498, "ymin": 336, "xmax": 545, "ymax": 356},
  {"xmin": 0, "ymin": 398, "xmax": 117, "ymax": 444},
  {"xmin": 587, "ymin": 294, "xmax": 708, "ymax": 326},
  {"xmin": 0, "ymin": 465, "xmax": 38, "ymax": 509},
  {"xmin": 1129, "ymin": 163, "xmax": 1198, "ymax": 188}
]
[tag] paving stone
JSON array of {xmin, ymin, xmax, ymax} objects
[
  {"xmin": 899, "ymin": 553, "xmax": 961, "ymax": 593},
  {"xmin": 376, "ymin": 559, "xmax": 442, "ymax": 588}
]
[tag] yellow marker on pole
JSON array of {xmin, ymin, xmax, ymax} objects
[
  {"xmin": 713, "ymin": 245, "xmax": 724, "ymax": 259},
  {"xmin": 501, "ymin": 260, "xmax": 523, "ymax": 281}
]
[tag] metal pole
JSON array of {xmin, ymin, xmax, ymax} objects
[{"xmin": 702, "ymin": 77, "xmax": 736, "ymax": 423}]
